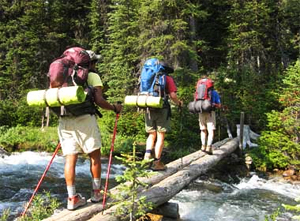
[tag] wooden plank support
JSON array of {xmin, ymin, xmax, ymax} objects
[{"xmin": 43, "ymin": 138, "xmax": 237, "ymax": 221}]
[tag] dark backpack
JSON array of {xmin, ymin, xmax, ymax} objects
[
  {"xmin": 139, "ymin": 58, "xmax": 173, "ymax": 98},
  {"xmin": 48, "ymin": 47, "xmax": 91, "ymax": 88},
  {"xmin": 188, "ymin": 78, "xmax": 214, "ymax": 113}
]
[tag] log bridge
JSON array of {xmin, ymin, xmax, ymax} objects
[{"xmin": 44, "ymin": 137, "xmax": 239, "ymax": 221}]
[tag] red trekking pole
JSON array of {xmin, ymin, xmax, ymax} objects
[
  {"xmin": 102, "ymin": 112, "xmax": 120, "ymax": 211},
  {"xmin": 21, "ymin": 142, "xmax": 61, "ymax": 216}
]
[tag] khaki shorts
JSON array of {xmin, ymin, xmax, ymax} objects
[
  {"xmin": 198, "ymin": 111, "xmax": 216, "ymax": 131},
  {"xmin": 145, "ymin": 108, "xmax": 170, "ymax": 133},
  {"xmin": 58, "ymin": 114, "xmax": 102, "ymax": 156}
]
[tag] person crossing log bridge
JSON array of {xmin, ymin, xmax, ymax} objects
[{"xmin": 43, "ymin": 138, "xmax": 238, "ymax": 221}]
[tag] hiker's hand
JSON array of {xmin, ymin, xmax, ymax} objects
[
  {"xmin": 214, "ymin": 103, "xmax": 221, "ymax": 109},
  {"xmin": 113, "ymin": 103, "xmax": 122, "ymax": 114},
  {"xmin": 221, "ymin": 105, "xmax": 228, "ymax": 112}
]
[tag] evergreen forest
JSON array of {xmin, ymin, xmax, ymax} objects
[{"xmin": 0, "ymin": 0, "xmax": 299, "ymax": 171}]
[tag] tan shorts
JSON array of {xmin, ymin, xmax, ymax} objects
[
  {"xmin": 58, "ymin": 114, "xmax": 102, "ymax": 156},
  {"xmin": 145, "ymin": 108, "xmax": 170, "ymax": 133},
  {"xmin": 198, "ymin": 111, "xmax": 216, "ymax": 131}
]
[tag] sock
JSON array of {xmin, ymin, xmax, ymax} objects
[
  {"xmin": 200, "ymin": 131, "xmax": 206, "ymax": 147},
  {"xmin": 145, "ymin": 149, "xmax": 152, "ymax": 154},
  {"xmin": 92, "ymin": 178, "xmax": 101, "ymax": 190},
  {"xmin": 207, "ymin": 131, "xmax": 214, "ymax": 147},
  {"xmin": 67, "ymin": 185, "xmax": 76, "ymax": 198}
]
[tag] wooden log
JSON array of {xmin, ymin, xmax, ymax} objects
[
  {"xmin": 43, "ymin": 138, "xmax": 235, "ymax": 221},
  {"xmin": 87, "ymin": 138, "xmax": 239, "ymax": 221},
  {"xmin": 237, "ymin": 124, "xmax": 260, "ymax": 149}
]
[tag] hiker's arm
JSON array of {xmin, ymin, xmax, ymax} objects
[
  {"xmin": 169, "ymin": 92, "xmax": 183, "ymax": 107},
  {"xmin": 212, "ymin": 90, "xmax": 221, "ymax": 109},
  {"xmin": 93, "ymin": 86, "xmax": 122, "ymax": 113},
  {"xmin": 213, "ymin": 103, "xmax": 222, "ymax": 108}
]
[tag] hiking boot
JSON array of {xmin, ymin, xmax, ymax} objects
[
  {"xmin": 151, "ymin": 160, "xmax": 166, "ymax": 171},
  {"xmin": 91, "ymin": 189, "xmax": 103, "ymax": 203},
  {"xmin": 206, "ymin": 146, "xmax": 213, "ymax": 155},
  {"xmin": 201, "ymin": 145, "xmax": 206, "ymax": 152},
  {"xmin": 67, "ymin": 193, "xmax": 86, "ymax": 210}
]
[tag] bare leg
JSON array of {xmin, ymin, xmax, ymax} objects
[
  {"xmin": 207, "ymin": 129, "xmax": 214, "ymax": 147},
  {"xmin": 89, "ymin": 149, "xmax": 101, "ymax": 179},
  {"xmin": 206, "ymin": 129, "xmax": 214, "ymax": 154},
  {"xmin": 144, "ymin": 132, "xmax": 157, "ymax": 160},
  {"xmin": 151, "ymin": 132, "xmax": 166, "ymax": 171},
  {"xmin": 65, "ymin": 154, "xmax": 78, "ymax": 186},
  {"xmin": 200, "ymin": 130, "xmax": 207, "ymax": 149},
  {"xmin": 65, "ymin": 154, "xmax": 78, "ymax": 198},
  {"xmin": 154, "ymin": 131, "xmax": 165, "ymax": 159}
]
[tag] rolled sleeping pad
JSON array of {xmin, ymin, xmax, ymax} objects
[
  {"xmin": 27, "ymin": 86, "xmax": 87, "ymax": 107},
  {"xmin": 27, "ymin": 89, "xmax": 48, "ymax": 107},
  {"xmin": 188, "ymin": 100, "xmax": 212, "ymax": 113},
  {"xmin": 124, "ymin": 95, "xmax": 163, "ymax": 108}
]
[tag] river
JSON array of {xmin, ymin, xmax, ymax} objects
[{"xmin": 0, "ymin": 151, "xmax": 299, "ymax": 220}]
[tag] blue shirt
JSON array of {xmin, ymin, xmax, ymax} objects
[{"xmin": 211, "ymin": 90, "xmax": 221, "ymax": 105}]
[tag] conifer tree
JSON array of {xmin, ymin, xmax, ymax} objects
[{"xmin": 101, "ymin": 0, "xmax": 140, "ymax": 103}]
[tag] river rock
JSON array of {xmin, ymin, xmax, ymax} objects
[{"xmin": 0, "ymin": 147, "xmax": 9, "ymax": 158}]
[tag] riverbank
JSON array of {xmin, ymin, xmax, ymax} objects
[{"xmin": 205, "ymin": 152, "xmax": 300, "ymax": 185}]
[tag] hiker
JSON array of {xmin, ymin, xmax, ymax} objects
[
  {"xmin": 197, "ymin": 75, "xmax": 221, "ymax": 155},
  {"xmin": 57, "ymin": 49, "xmax": 122, "ymax": 210},
  {"xmin": 141, "ymin": 58, "xmax": 183, "ymax": 171}
]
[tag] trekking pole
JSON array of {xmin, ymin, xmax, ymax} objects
[
  {"xmin": 102, "ymin": 108, "xmax": 120, "ymax": 212},
  {"xmin": 21, "ymin": 142, "xmax": 61, "ymax": 217}
]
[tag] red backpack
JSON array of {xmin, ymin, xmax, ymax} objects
[
  {"xmin": 194, "ymin": 78, "xmax": 214, "ymax": 100},
  {"xmin": 48, "ymin": 47, "xmax": 91, "ymax": 88},
  {"xmin": 188, "ymin": 78, "xmax": 214, "ymax": 113}
]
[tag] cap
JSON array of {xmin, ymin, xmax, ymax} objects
[
  {"xmin": 86, "ymin": 50, "xmax": 101, "ymax": 62},
  {"xmin": 160, "ymin": 61, "xmax": 174, "ymax": 73}
]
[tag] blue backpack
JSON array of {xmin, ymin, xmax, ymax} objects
[{"xmin": 139, "ymin": 58, "xmax": 173, "ymax": 97}]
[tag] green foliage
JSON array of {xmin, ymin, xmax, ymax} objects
[
  {"xmin": 0, "ymin": 93, "xmax": 59, "ymax": 128},
  {"xmin": 0, "ymin": 209, "xmax": 10, "ymax": 221},
  {"xmin": 214, "ymin": 65, "xmax": 280, "ymax": 131},
  {"xmin": 251, "ymin": 130, "xmax": 297, "ymax": 170},
  {"xmin": 97, "ymin": 109, "xmax": 146, "ymax": 156},
  {"xmin": 111, "ymin": 143, "xmax": 154, "ymax": 220},
  {"xmin": 250, "ymin": 60, "xmax": 300, "ymax": 170},
  {"xmin": 19, "ymin": 191, "xmax": 61, "ymax": 221},
  {"xmin": 101, "ymin": 0, "xmax": 140, "ymax": 103},
  {"xmin": 282, "ymin": 197, "xmax": 300, "ymax": 220},
  {"xmin": 264, "ymin": 208, "xmax": 281, "ymax": 221},
  {"xmin": 0, "ymin": 126, "xmax": 58, "ymax": 152}
]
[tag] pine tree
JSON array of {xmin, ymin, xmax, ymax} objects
[
  {"xmin": 112, "ymin": 143, "xmax": 154, "ymax": 220},
  {"xmin": 101, "ymin": 0, "xmax": 140, "ymax": 103}
]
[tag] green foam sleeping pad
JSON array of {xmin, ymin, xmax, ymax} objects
[
  {"xmin": 27, "ymin": 86, "xmax": 87, "ymax": 107},
  {"xmin": 124, "ymin": 95, "xmax": 163, "ymax": 108}
]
